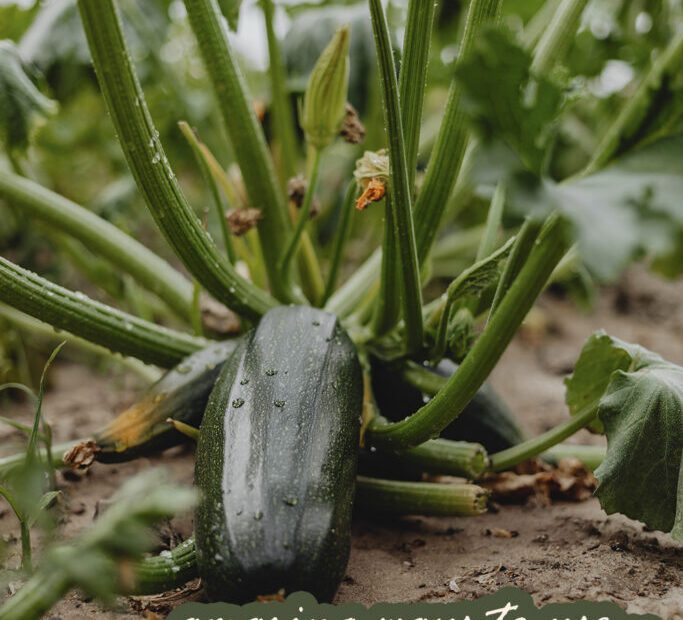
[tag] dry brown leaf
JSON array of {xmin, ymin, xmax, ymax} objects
[{"xmin": 482, "ymin": 459, "xmax": 597, "ymax": 505}]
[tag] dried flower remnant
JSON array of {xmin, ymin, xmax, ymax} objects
[
  {"xmin": 287, "ymin": 175, "xmax": 320, "ymax": 218},
  {"xmin": 226, "ymin": 208, "xmax": 263, "ymax": 236},
  {"xmin": 340, "ymin": 102, "xmax": 365, "ymax": 144},
  {"xmin": 354, "ymin": 149, "xmax": 389, "ymax": 210},
  {"xmin": 63, "ymin": 440, "xmax": 100, "ymax": 470},
  {"xmin": 355, "ymin": 178, "xmax": 386, "ymax": 210}
]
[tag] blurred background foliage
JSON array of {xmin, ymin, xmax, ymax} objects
[{"xmin": 0, "ymin": 0, "xmax": 682, "ymax": 385}]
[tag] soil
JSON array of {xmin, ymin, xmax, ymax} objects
[{"xmin": 1, "ymin": 266, "xmax": 681, "ymax": 619}]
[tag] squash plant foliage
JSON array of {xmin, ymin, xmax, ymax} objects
[{"xmin": 0, "ymin": 0, "xmax": 682, "ymax": 612}]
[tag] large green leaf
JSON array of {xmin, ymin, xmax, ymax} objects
[
  {"xmin": 0, "ymin": 40, "xmax": 57, "ymax": 153},
  {"xmin": 566, "ymin": 332, "xmax": 683, "ymax": 540},
  {"xmin": 454, "ymin": 27, "xmax": 564, "ymax": 175},
  {"xmin": 492, "ymin": 134, "xmax": 683, "ymax": 281}
]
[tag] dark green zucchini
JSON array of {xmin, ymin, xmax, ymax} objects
[
  {"xmin": 195, "ymin": 306, "xmax": 362, "ymax": 603},
  {"xmin": 371, "ymin": 358, "xmax": 525, "ymax": 452},
  {"xmin": 94, "ymin": 340, "xmax": 237, "ymax": 462}
]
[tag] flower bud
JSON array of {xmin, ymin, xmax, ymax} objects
[{"xmin": 300, "ymin": 26, "xmax": 350, "ymax": 150}]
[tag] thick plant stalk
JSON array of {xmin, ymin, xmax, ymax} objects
[
  {"xmin": 0, "ymin": 170, "xmax": 194, "ymax": 321},
  {"xmin": 356, "ymin": 476, "xmax": 489, "ymax": 516},
  {"xmin": 325, "ymin": 250, "xmax": 381, "ymax": 318},
  {"xmin": 382, "ymin": 439, "xmax": 489, "ymax": 479},
  {"xmin": 412, "ymin": 0, "xmax": 502, "ymax": 263},
  {"xmin": 0, "ymin": 257, "xmax": 205, "ymax": 368},
  {"xmin": 279, "ymin": 148, "xmax": 322, "ymax": 285},
  {"xmin": 0, "ymin": 304, "xmax": 161, "ymax": 381},
  {"xmin": 261, "ymin": 0, "xmax": 298, "ymax": 182},
  {"xmin": 476, "ymin": 181, "xmax": 505, "ymax": 261},
  {"xmin": 369, "ymin": 0, "xmax": 424, "ymax": 352},
  {"xmin": 400, "ymin": 0, "xmax": 437, "ymax": 192},
  {"xmin": 327, "ymin": 0, "xmax": 501, "ymax": 318},
  {"xmin": 372, "ymin": 203, "xmax": 401, "ymax": 336},
  {"xmin": 131, "ymin": 538, "xmax": 198, "ymax": 595},
  {"xmin": 542, "ymin": 443, "xmax": 605, "ymax": 470},
  {"xmin": 0, "ymin": 539, "xmax": 200, "ymax": 620},
  {"xmin": 490, "ymin": 403, "xmax": 599, "ymax": 471},
  {"xmin": 78, "ymin": 0, "xmax": 276, "ymax": 321},
  {"xmin": 488, "ymin": 217, "xmax": 542, "ymax": 318},
  {"xmin": 367, "ymin": 214, "xmax": 568, "ymax": 449},
  {"xmin": 178, "ymin": 121, "xmax": 235, "ymax": 263},
  {"xmin": 322, "ymin": 182, "xmax": 357, "ymax": 304},
  {"xmin": 183, "ymin": 0, "xmax": 297, "ymax": 302},
  {"xmin": 531, "ymin": 0, "xmax": 589, "ymax": 75}
]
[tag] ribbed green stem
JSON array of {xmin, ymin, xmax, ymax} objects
[
  {"xmin": 329, "ymin": 0, "xmax": 501, "ymax": 318},
  {"xmin": 531, "ymin": 0, "xmax": 589, "ymax": 75},
  {"xmin": 78, "ymin": 0, "xmax": 275, "ymax": 321},
  {"xmin": 372, "ymin": 202, "xmax": 400, "ymax": 336},
  {"xmin": 0, "ymin": 257, "xmax": 205, "ymax": 368},
  {"xmin": 131, "ymin": 538, "xmax": 198, "ymax": 595},
  {"xmin": 476, "ymin": 182, "xmax": 505, "ymax": 261},
  {"xmin": 279, "ymin": 148, "xmax": 322, "ymax": 284},
  {"xmin": 325, "ymin": 250, "xmax": 381, "ymax": 318},
  {"xmin": 367, "ymin": 214, "xmax": 568, "ymax": 449},
  {"xmin": 183, "ymin": 0, "xmax": 294, "ymax": 302},
  {"xmin": 369, "ymin": 0, "xmax": 424, "ymax": 352},
  {"xmin": 0, "ymin": 441, "xmax": 77, "ymax": 481},
  {"xmin": 322, "ymin": 182, "xmax": 356, "ymax": 305},
  {"xmin": 356, "ymin": 476, "xmax": 489, "ymax": 516},
  {"xmin": 261, "ymin": 0, "xmax": 299, "ymax": 182},
  {"xmin": 383, "ymin": 439, "xmax": 489, "ymax": 479},
  {"xmin": 400, "ymin": 0, "xmax": 437, "ymax": 191},
  {"xmin": 413, "ymin": 0, "xmax": 502, "ymax": 263},
  {"xmin": 490, "ymin": 403, "xmax": 598, "ymax": 471},
  {"xmin": 0, "ymin": 304, "xmax": 161, "ymax": 381},
  {"xmin": 542, "ymin": 443, "xmax": 605, "ymax": 470},
  {"xmin": 178, "ymin": 121, "xmax": 235, "ymax": 263},
  {"xmin": 488, "ymin": 216, "xmax": 542, "ymax": 319},
  {"xmin": 583, "ymin": 29, "xmax": 683, "ymax": 176},
  {"xmin": 400, "ymin": 360, "xmax": 447, "ymax": 395},
  {"xmin": 0, "ymin": 170, "xmax": 193, "ymax": 320}
]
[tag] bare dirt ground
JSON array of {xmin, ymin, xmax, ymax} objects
[{"xmin": 0, "ymin": 266, "xmax": 681, "ymax": 619}]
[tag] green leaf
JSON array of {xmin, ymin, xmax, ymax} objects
[
  {"xmin": 28, "ymin": 491, "xmax": 61, "ymax": 527},
  {"xmin": 0, "ymin": 40, "xmax": 57, "ymax": 153},
  {"xmin": 430, "ymin": 238, "xmax": 514, "ymax": 363},
  {"xmin": 502, "ymin": 135, "xmax": 683, "ymax": 281},
  {"xmin": 454, "ymin": 27, "xmax": 564, "ymax": 174},
  {"xmin": 217, "ymin": 0, "xmax": 242, "ymax": 31},
  {"xmin": 565, "ymin": 331, "xmax": 646, "ymax": 433},
  {"xmin": 444, "ymin": 236, "xmax": 514, "ymax": 308},
  {"xmin": 566, "ymin": 332, "xmax": 683, "ymax": 540},
  {"xmin": 18, "ymin": 0, "xmax": 90, "ymax": 71}
]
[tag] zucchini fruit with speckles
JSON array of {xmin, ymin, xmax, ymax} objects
[
  {"xmin": 93, "ymin": 341, "xmax": 238, "ymax": 462},
  {"xmin": 195, "ymin": 306, "xmax": 362, "ymax": 602}
]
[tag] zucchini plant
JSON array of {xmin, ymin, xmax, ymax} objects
[{"xmin": 0, "ymin": 0, "xmax": 682, "ymax": 614}]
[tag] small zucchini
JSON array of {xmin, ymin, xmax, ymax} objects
[
  {"xmin": 94, "ymin": 340, "xmax": 237, "ymax": 462},
  {"xmin": 195, "ymin": 306, "xmax": 362, "ymax": 602},
  {"xmin": 372, "ymin": 357, "xmax": 525, "ymax": 452}
]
